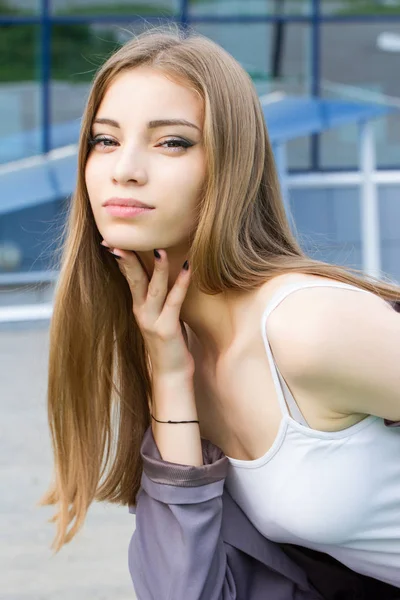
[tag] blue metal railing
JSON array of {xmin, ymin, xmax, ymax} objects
[
  {"xmin": 5, "ymin": 13, "xmax": 400, "ymax": 25},
  {"xmin": 40, "ymin": 0, "xmax": 51, "ymax": 154},
  {"xmin": 311, "ymin": 0, "xmax": 321, "ymax": 169}
]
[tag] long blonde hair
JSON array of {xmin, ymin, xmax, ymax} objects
[{"xmin": 39, "ymin": 22, "xmax": 400, "ymax": 552}]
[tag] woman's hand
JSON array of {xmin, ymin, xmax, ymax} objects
[{"xmin": 102, "ymin": 242, "xmax": 195, "ymax": 378}]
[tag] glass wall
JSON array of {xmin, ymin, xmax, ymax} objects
[
  {"xmin": 3, "ymin": 0, "xmax": 400, "ymax": 168},
  {"xmin": 50, "ymin": 0, "xmax": 179, "ymax": 16},
  {"xmin": 0, "ymin": 0, "xmax": 40, "ymax": 14},
  {"xmin": 188, "ymin": 0, "xmax": 311, "ymax": 18},
  {"xmin": 321, "ymin": 0, "xmax": 400, "ymax": 16},
  {"xmin": 320, "ymin": 21, "xmax": 400, "ymax": 169},
  {"xmin": 0, "ymin": 19, "xmax": 41, "ymax": 163},
  {"xmin": 1, "ymin": 0, "xmax": 400, "ymax": 281}
]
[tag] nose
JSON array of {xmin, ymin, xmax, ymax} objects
[{"xmin": 111, "ymin": 145, "xmax": 148, "ymax": 186}]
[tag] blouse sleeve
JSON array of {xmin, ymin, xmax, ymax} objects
[{"xmin": 128, "ymin": 426, "xmax": 237, "ymax": 600}]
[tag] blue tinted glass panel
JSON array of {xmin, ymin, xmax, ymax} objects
[
  {"xmin": 321, "ymin": 0, "xmax": 400, "ymax": 16},
  {"xmin": 0, "ymin": 1, "xmax": 39, "ymax": 15},
  {"xmin": 320, "ymin": 22, "xmax": 400, "ymax": 168},
  {"xmin": 0, "ymin": 24, "xmax": 41, "ymax": 164},
  {"xmin": 51, "ymin": 0, "xmax": 179, "ymax": 16},
  {"xmin": 189, "ymin": 0, "xmax": 312, "ymax": 17},
  {"xmin": 49, "ymin": 20, "xmax": 157, "ymax": 150},
  {"xmin": 193, "ymin": 22, "xmax": 312, "ymax": 168},
  {"xmin": 291, "ymin": 185, "xmax": 400, "ymax": 283}
]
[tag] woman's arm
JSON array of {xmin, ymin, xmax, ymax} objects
[
  {"xmin": 130, "ymin": 371, "xmax": 236, "ymax": 599},
  {"xmin": 107, "ymin": 244, "xmax": 238, "ymax": 596},
  {"xmin": 150, "ymin": 371, "xmax": 203, "ymax": 466}
]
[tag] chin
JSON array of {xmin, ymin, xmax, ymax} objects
[{"xmin": 111, "ymin": 242, "xmax": 151, "ymax": 254}]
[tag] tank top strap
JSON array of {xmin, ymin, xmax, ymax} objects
[
  {"xmin": 260, "ymin": 279, "xmax": 372, "ymax": 425},
  {"xmin": 276, "ymin": 365, "xmax": 309, "ymax": 426}
]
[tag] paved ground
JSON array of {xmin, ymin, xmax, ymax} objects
[{"xmin": 0, "ymin": 323, "xmax": 137, "ymax": 600}]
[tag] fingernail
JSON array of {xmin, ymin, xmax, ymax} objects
[
  {"xmin": 182, "ymin": 260, "xmax": 189, "ymax": 270},
  {"xmin": 100, "ymin": 241, "xmax": 110, "ymax": 248},
  {"xmin": 153, "ymin": 249, "xmax": 161, "ymax": 259}
]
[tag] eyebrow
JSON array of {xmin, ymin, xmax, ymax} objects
[{"xmin": 92, "ymin": 117, "xmax": 201, "ymax": 132}]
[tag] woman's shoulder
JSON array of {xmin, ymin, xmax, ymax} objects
[{"xmin": 260, "ymin": 273, "xmax": 374, "ymax": 377}]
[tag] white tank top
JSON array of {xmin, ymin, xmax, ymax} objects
[{"xmin": 225, "ymin": 280, "xmax": 400, "ymax": 588}]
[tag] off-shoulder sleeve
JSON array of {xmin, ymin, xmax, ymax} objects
[{"xmin": 128, "ymin": 426, "xmax": 237, "ymax": 599}]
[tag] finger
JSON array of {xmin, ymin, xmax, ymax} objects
[
  {"xmin": 145, "ymin": 249, "xmax": 170, "ymax": 320},
  {"xmin": 111, "ymin": 248, "xmax": 149, "ymax": 305},
  {"xmin": 158, "ymin": 261, "xmax": 191, "ymax": 331}
]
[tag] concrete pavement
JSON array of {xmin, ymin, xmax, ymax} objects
[{"xmin": 0, "ymin": 323, "xmax": 137, "ymax": 599}]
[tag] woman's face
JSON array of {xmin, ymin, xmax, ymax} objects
[{"xmin": 85, "ymin": 66, "xmax": 206, "ymax": 256}]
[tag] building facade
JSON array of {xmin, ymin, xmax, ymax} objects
[{"xmin": 1, "ymin": 0, "xmax": 400, "ymax": 283}]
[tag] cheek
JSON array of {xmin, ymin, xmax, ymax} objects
[
  {"xmin": 84, "ymin": 159, "xmax": 108, "ymax": 232},
  {"xmin": 169, "ymin": 154, "xmax": 206, "ymax": 203},
  {"xmin": 162, "ymin": 159, "xmax": 206, "ymax": 232}
]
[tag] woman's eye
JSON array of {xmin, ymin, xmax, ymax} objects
[
  {"xmin": 87, "ymin": 136, "xmax": 193, "ymax": 152},
  {"xmin": 88, "ymin": 136, "xmax": 118, "ymax": 149},
  {"xmin": 159, "ymin": 139, "xmax": 193, "ymax": 151}
]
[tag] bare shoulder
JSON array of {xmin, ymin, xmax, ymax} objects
[{"xmin": 264, "ymin": 274, "xmax": 387, "ymax": 378}]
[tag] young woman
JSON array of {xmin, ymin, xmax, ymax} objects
[{"xmin": 40, "ymin": 24, "xmax": 400, "ymax": 599}]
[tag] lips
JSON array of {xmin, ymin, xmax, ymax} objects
[
  {"xmin": 103, "ymin": 197, "xmax": 154, "ymax": 209},
  {"xmin": 104, "ymin": 205, "xmax": 153, "ymax": 218}
]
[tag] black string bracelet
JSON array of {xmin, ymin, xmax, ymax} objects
[{"xmin": 151, "ymin": 414, "xmax": 199, "ymax": 424}]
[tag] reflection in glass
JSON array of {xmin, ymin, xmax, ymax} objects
[
  {"xmin": 321, "ymin": 22, "xmax": 400, "ymax": 168},
  {"xmin": 321, "ymin": 0, "xmax": 400, "ymax": 16},
  {"xmin": 0, "ymin": 24, "xmax": 41, "ymax": 163},
  {"xmin": 51, "ymin": 0, "xmax": 179, "ymax": 17},
  {"xmin": 0, "ymin": 0, "xmax": 40, "ymax": 15},
  {"xmin": 50, "ymin": 21, "xmax": 152, "ymax": 150},
  {"xmin": 189, "ymin": 0, "xmax": 311, "ymax": 17},
  {"xmin": 193, "ymin": 21, "xmax": 311, "ymax": 168}
]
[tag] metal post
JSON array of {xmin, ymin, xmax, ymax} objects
[
  {"xmin": 359, "ymin": 120, "xmax": 381, "ymax": 278},
  {"xmin": 40, "ymin": 0, "xmax": 51, "ymax": 154},
  {"xmin": 180, "ymin": 0, "xmax": 190, "ymax": 29},
  {"xmin": 271, "ymin": 0, "xmax": 285, "ymax": 79},
  {"xmin": 310, "ymin": 0, "xmax": 320, "ymax": 170}
]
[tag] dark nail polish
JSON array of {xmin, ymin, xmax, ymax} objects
[
  {"xmin": 153, "ymin": 249, "xmax": 161, "ymax": 259},
  {"xmin": 182, "ymin": 260, "xmax": 189, "ymax": 270}
]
